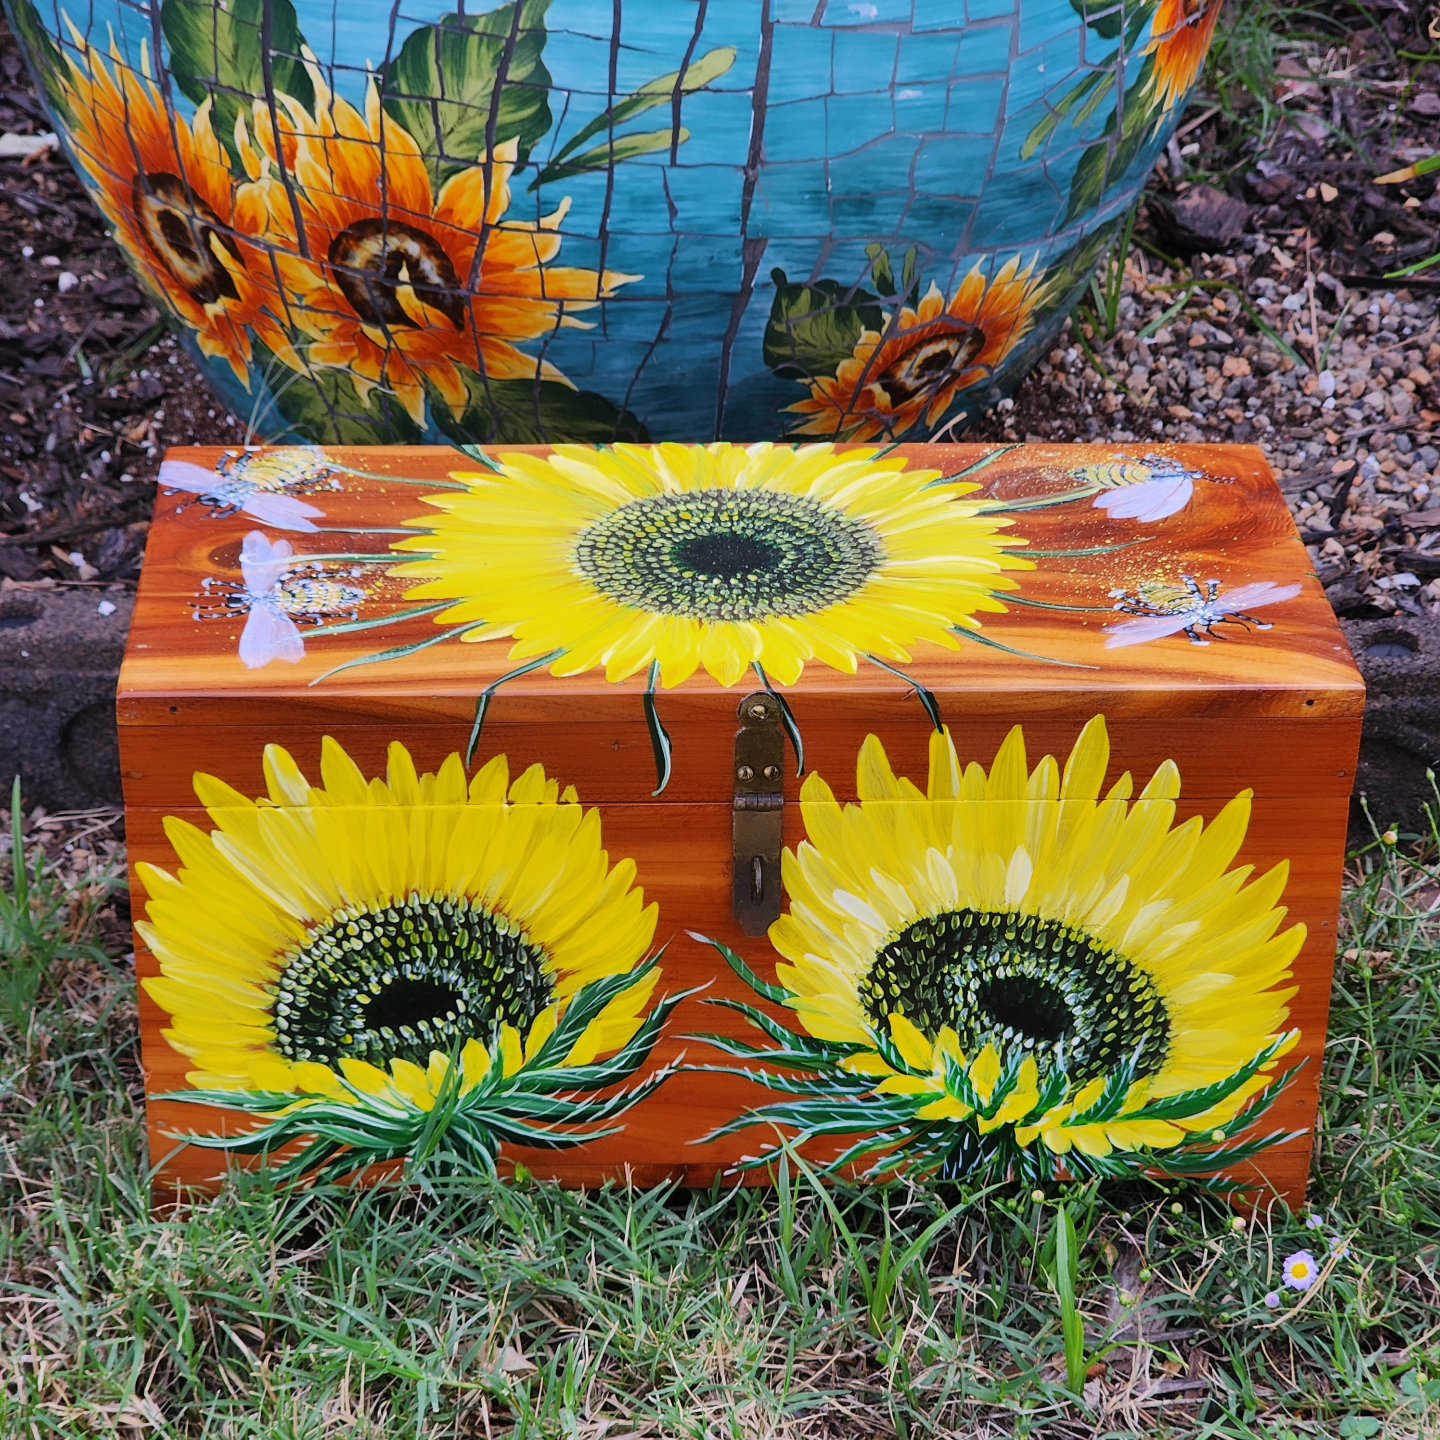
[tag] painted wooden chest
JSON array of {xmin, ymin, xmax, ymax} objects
[{"xmin": 121, "ymin": 442, "xmax": 1363, "ymax": 1201}]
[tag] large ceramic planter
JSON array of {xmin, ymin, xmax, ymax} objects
[{"xmin": 6, "ymin": 0, "xmax": 1219, "ymax": 443}]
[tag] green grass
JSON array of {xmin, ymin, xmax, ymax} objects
[{"xmin": 2, "ymin": 785, "xmax": 1439, "ymax": 1440}]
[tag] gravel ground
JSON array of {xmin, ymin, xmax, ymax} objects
[{"xmin": 970, "ymin": 236, "xmax": 1440, "ymax": 621}]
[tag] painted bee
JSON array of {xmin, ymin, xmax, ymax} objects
[
  {"xmin": 195, "ymin": 531, "xmax": 364, "ymax": 668},
  {"xmin": 1073, "ymin": 453, "xmax": 1205, "ymax": 523},
  {"xmin": 160, "ymin": 447, "xmax": 344, "ymax": 531},
  {"xmin": 1106, "ymin": 574, "xmax": 1302, "ymax": 648}
]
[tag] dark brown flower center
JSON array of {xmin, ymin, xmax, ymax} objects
[
  {"xmin": 862, "ymin": 908, "xmax": 1172, "ymax": 1086},
  {"xmin": 131, "ymin": 172, "xmax": 242, "ymax": 306},
  {"xmin": 879, "ymin": 319, "xmax": 987, "ymax": 405},
  {"xmin": 272, "ymin": 894, "xmax": 554, "ymax": 1070},
  {"xmin": 328, "ymin": 218, "xmax": 466, "ymax": 330}
]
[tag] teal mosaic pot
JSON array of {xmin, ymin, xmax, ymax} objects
[{"xmin": 5, "ymin": 0, "xmax": 1219, "ymax": 443}]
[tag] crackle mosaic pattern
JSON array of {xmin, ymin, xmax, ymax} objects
[{"xmin": 6, "ymin": 0, "xmax": 1220, "ymax": 442}]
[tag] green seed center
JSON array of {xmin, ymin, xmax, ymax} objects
[
  {"xmin": 573, "ymin": 488, "xmax": 884, "ymax": 622},
  {"xmin": 861, "ymin": 908, "xmax": 1171, "ymax": 1084},
  {"xmin": 271, "ymin": 895, "xmax": 553, "ymax": 1070}
]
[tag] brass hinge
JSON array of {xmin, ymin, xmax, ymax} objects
[{"xmin": 732, "ymin": 691, "xmax": 785, "ymax": 936}]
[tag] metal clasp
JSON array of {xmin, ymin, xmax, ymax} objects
[{"xmin": 732, "ymin": 691, "xmax": 785, "ymax": 936}]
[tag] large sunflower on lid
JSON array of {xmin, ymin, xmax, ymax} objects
[
  {"xmin": 389, "ymin": 442, "xmax": 1030, "ymax": 691},
  {"xmin": 785, "ymin": 257, "xmax": 1046, "ymax": 442},
  {"xmin": 700, "ymin": 717, "xmax": 1303, "ymax": 1184},
  {"xmin": 57, "ymin": 34, "xmax": 298, "ymax": 384},
  {"xmin": 140, "ymin": 739, "xmax": 677, "ymax": 1179},
  {"xmin": 257, "ymin": 64, "xmax": 631, "ymax": 426}
]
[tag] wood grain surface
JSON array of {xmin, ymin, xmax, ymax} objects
[{"xmin": 122, "ymin": 443, "xmax": 1364, "ymax": 1202}]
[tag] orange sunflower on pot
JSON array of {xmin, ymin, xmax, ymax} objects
[
  {"xmin": 259, "ymin": 67, "xmax": 632, "ymax": 426},
  {"xmin": 785, "ymin": 255, "xmax": 1046, "ymax": 441},
  {"xmin": 1144, "ymin": 0, "xmax": 1223, "ymax": 115},
  {"xmin": 58, "ymin": 35, "xmax": 299, "ymax": 385}
]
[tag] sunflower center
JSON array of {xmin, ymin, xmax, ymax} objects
[
  {"xmin": 328, "ymin": 219, "xmax": 467, "ymax": 330},
  {"xmin": 271, "ymin": 894, "xmax": 552, "ymax": 1070},
  {"xmin": 881, "ymin": 320, "xmax": 986, "ymax": 404},
  {"xmin": 572, "ymin": 488, "xmax": 885, "ymax": 622},
  {"xmin": 131, "ymin": 172, "xmax": 242, "ymax": 306},
  {"xmin": 862, "ymin": 908, "xmax": 1170, "ymax": 1084}
]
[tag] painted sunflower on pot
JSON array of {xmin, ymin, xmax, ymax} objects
[
  {"xmin": 698, "ymin": 716, "xmax": 1303, "ymax": 1184},
  {"xmin": 785, "ymin": 257, "xmax": 1046, "ymax": 442},
  {"xmin": 140, "ymin": 739, "xmax": 678, "ymax": 1180},
  {"xmin": 57, "ymin": 32, "xmax": 299, "ymax": 385},
  {"xmin": 250, "ymin": 62, "xmax": 631, "ymax": 426},
  {"xmin": 1144, "ymin": 0, "xmax": 1224, "ymax": 116}
]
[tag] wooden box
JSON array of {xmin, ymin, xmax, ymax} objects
[{"xmin": 121, "ymin": 442, "xmax": 1363, "ymax": 1201}]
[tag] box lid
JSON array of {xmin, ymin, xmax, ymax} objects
[{"xmin": 119, "ymin": 441, "xmax": 1363, "ymax": 806}]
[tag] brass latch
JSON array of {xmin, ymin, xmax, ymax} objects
[{"xmin": 732, "ymin": 691, "xmax": 785, "ymax": 936}]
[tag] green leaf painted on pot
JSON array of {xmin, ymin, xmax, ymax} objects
[
  {"xmin": 1046, "ymin": 217, "xmax": 1123, "ymax": 296},
  {"xmin": 1021, "ymin": 68, "xmax": 1113, "ymax": 161},
  {"xmin": 532, "ymin": 127, "xmax": 688, "ymax": 189},
  {"xmin": 255, "ymin": 350, "xmax": 421, "ymax": 445},
  {"xmin": 1067, "ymin": 0, "xmax": 1149, "ymax": 43},
  {"xmin": 160, "ymin": 0, "xmax": 314, "ymax": 167},
  {"xmin": 430, "ymin": 374, "xmax": 648, "ymax": 444},
  {"xmin": 8, "ymin": 0, "xmax": 71, "ymax": 122},
  {"xmin": 381, "ymin": 0, "xmax": 553, "ymax": 186},
  {"xmin": 763, "ymin": 269, "xmax": 884, "ymax": 381},
  {"xmin": 1062, "ymin": 62, "xmax": 1159, "ymax": 226},
  {"xmin": 865, "ymin": 244, "xmax": 919, "ymax": 308},
  {"xmin": 529, "ymin": 44, "xmax": 736, "ymax": 190}
]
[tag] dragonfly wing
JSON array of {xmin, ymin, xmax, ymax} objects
[
  {"xmin": 157, "ymin": 459, "xmax": 220, "ymax": 495},
  {"xmin": 239, "ymin": 606, "xmax": 306, "ymax": 668},
  {"xmin": 1104, "ymin": 613, "xmax": 1193, "ymax": 648},
  {"xmin": 1219, "ymin": 581, "xmax": 1303, "ymax": 613},
  {"xmin": 242, "ymin": 493, "xmax": 324, "ymax": 531},
  {"xmin": 238, "ymin": 531, "xmax": 294, "ymax": 592}
]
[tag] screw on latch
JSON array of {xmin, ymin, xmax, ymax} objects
[
  {"xmin": 737, "ymin": 764, "xmax": 754, "ymax": 781},
  {"xmin": 745, "ymin": 697, "xmax": 775, "ymax": 723},
  {"xmin": 763, "ymin": 765, "xmax": 780, "ymax": 780}
]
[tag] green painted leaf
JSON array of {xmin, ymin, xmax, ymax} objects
[
  {"xmin": 532, "ymin": 44, "xmax": 736, "ymax": 188},
  {"xmin": 1067, "ymin": 0, "xmax": 1140, "ymax": 41},
  {"xmin": 866, "ymin": 243, "xmax": 896, "ymax": 297},
  {"xmin": 7, "ymin": 0, "xmax": 71, "ymax": 122},
  {"xmin": 862, "ymin": 244, "xmax": 921, "ymax": 308},
  {"xmin": 381, "ymin": 0, "xmax": 552, "ymax": 185},
  {"xmin": 763, "ymin": 269, "xmax": 884, "ymax": 380},
  {"xmin": 1061, "ymin": 80, "xmax": 1156, "ymax": 227},
  {"xmin": 430, "ymin": 373, "xmax": 648, "ymax": 445},
  {"xmin": 160, "ymin": 0, "xmax": 314, "ymax": 167},
  {"xmin": 257, "ymin": 351, "xmax": 421, "ymax": 445},
  {"xmin": 1020, "ymin": 69, "xmax": 1112, "ymax": 161},
  {"xmin": 532, "ymin": 127, "xmax": 686, "ymax": 188}
]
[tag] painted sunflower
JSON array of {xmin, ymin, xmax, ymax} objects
[
  {"xmin": 786, "ymin": 257, "xmax": 1046, "ymax": 441},
  {"xmin": 57, "ymin": 35, "xmax": 297, "ymax": 385},
  {"xmin": 389, "ymin": 442, "xmax": 1030, "ymax": 691},
  {"xmin": 256, "ymin": 65, "xmax": 631, "ymax": 426},
  {"xmin": 140, "ymin": 739, "xmax": 676, "ymax": 1178},
  {"xmin": 701, "ymin": 717, "xmax": 1303, "ymax": 1183},
  {"xmin": 1144, "ymin": 0, "xmax": 1223, "ymax": 116}
]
